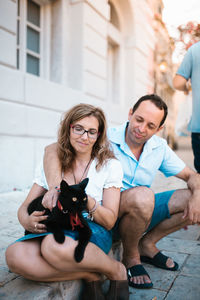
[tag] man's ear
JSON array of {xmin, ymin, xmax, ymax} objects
[
  {"xmin": 156, "ymin": 125, "xmax": 164, "ymax": 134},
  {"xmin": 128, "ymin": 108, "xmax": 133, "ymax": 121}
]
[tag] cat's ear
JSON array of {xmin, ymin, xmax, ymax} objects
[
  {"xmin": 60, "ymin": 180, "xmax": 69, "ymax": 191},
  {"xmin": 79, "ymin": 178, "xmax": 89, "ymax": 189}
]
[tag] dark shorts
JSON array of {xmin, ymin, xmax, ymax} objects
[
  {"xmin": 112, "ymin": 189, "xmax": 175, "ymax": 240},
  {"xmin": 191, "ymin": 132, "xmax": 200, "ymax": 173},
  {"xmin": 15, "ymin": 219, "xmax": 112, "ymax": 254}
]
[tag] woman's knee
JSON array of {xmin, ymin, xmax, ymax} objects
[
  {"xmin": 6, "ymin": 243, "xmax": 25, "ymax": 274},
  {"xmin": 120, "ymin": 186, "xmax": 155, "ymax": 216},
  {"xmin": 6, "ymin": 240, "xmax": 43, "ymax": 279}
]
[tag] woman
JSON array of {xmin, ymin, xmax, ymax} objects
[{"xmin": 6, "ymin": 104, "xmax": 129, "ymax": 300}]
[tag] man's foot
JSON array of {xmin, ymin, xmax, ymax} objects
[
  {"xmin": 127, "ymin": 264, "xmax": 153, "ymax": 289},
  {"xmin": 141, "ymin": 252, "xmax": 179, "ymax": 271},
  {"xmin": 139, "ymin": 239, "xmax": 177, "ymax": 269}
]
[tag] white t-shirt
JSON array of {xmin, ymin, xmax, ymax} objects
[{"xmin": 34, "ymin": 158, "xmax": 123, "ymax": 206}]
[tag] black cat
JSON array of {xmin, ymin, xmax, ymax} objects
[{"xmin": 25, "ymin": 178, "xmax": 91, "ymax": 263}]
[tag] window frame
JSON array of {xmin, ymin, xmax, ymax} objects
[
  {"xmin": 107, "ymin": 2, "xmax": 123, "ymax": 104},
  {"xmin": 17, "ymin": 0, "xmax": 43, "ymax": 77}
]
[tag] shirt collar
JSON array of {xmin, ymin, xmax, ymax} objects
[
  {"xmin": 109, "ymin": 122, "xmax": 128, "ymax": 146},
  {"xmin": 109, "ymin": 122, "xmax": 161, "ymax": 154}
]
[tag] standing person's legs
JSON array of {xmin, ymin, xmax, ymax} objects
[{"xmin": 191, "ymin": 132, "xmax": 200, "ymax": 173}]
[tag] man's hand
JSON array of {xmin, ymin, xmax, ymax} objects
[
  {"xmin": 42, "ymin": 188, "xmax": 59, "ymax": 211},
  {"xmin": 183, "ymin": 191, "xmax": 200, "ymax": 224},
  {"xmin": 176, "ymin": 170, "xmax": 200, "ymax": 224}
]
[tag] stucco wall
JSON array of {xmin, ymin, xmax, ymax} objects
[{"xmin": 0, "ymin": 0, "xmax": 156, "ymax": 192}]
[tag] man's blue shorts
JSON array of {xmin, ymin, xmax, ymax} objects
[
  {"xmin": 147, "ymin": 190, "xmax": 175, "ymax": 231},
  {"xmin": 112, "ymin": 189, "xmax": 175, "ymax": 240}
]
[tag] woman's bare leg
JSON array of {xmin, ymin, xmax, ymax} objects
[
  {"xmin": 6, "ymin": 236, "xmax": 127, "ymax": 282},
  {"xmin": 41, "ymin": 235, "xmax": 127, "ymax": 281},
  {"xmin": 5, "ymin": 240, "xmax": 98, "ymax": 282}
]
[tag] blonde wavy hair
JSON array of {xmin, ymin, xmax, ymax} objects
[{"xmin": 57, "ymin": 103, "xmax": 115, "ymax": 172}]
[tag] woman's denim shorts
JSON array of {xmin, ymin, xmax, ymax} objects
[{"xmin": 15, "ymin": 218, "xmax": 112, "ymax": 254}]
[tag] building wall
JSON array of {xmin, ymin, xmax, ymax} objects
[{"xmin": 0, "ymin": 0, "xmax": 156, "ymax": 192}]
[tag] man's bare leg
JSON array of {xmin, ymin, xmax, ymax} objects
[
  {"xmin": 118, "ymin": 186, "xmax": 155, "ymax": 286},
  {"xmin": 139, "ymin": 189, "xmax": 191, "ymax": 268}
]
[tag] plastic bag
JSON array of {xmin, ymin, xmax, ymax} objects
[{"xmin": 175, "ymin": 93, "xmax": 192, "ymax": 136}]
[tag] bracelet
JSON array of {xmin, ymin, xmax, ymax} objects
[
  {"xmin": 55, "ymin": 186, "xmax": 61, "ymax": 193},
  {"xmin": 87, "ymin": 199, "xmax": 98, "ymax": 221}
]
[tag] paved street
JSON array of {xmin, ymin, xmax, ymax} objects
[{"xmin": 0, "ymin": 136, "xmax": 200, "ymax": 299}]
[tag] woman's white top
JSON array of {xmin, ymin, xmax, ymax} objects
[{"xmin": 34, "ymin": 158, "xmax": 123, "ymax": 206}]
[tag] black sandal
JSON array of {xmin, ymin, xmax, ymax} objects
[
  {"xmin": 127, "ymin": 264, "xmax": 153, "ymax": 289},
  {"xmin": 141, "ymin": 252, "xmax": 179, "ymax": 271}
]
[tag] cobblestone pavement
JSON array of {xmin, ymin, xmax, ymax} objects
[{"xmin": 0, "ymin": 137, "xmax": 200, "ymax": 299}]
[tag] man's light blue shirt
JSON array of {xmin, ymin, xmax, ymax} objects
[
  {"xmin": 108, "ymin": 123, "xmax": 185, "ymax": 191},
  {"xmin": 177, "ymin": 41, "xmax": 200, "ymax": 133}
]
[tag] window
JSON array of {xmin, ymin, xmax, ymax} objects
[
  {"xmin": 17, "ymin": 0, "xmax": 41, "ymax": 76},
  {"xmin": 107, "ymin": 1, "xmax": 122, "ymax": 104}
]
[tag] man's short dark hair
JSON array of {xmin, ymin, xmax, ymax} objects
[{"xmin": 132, "ymin": 94, "xmax": 168, "ymax": 127}]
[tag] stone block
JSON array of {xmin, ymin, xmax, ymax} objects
[
  {"xmin": 0, "ymin": 29, "xmax": 16, "ymax": 67},
  {"xmin": 0, "ymin": 277, "xmax": 54, "ymax": 300},
  {"xmin": 0, "ymin": 102, "xmax": 27, "ymax": 135},
  {"xmin": 181, "ymin": 254, "xmax": 200, "ymax": 278},
  {"xmin": 84, "ymin": 48, "xmax": 106, "ymax": 79},
  {"xmin": 0, "ymin": 66, "xmax": 24, "ymax": 101},
  {"xmin": 25, "ymin": 74, "xmax": 82, "ymax": 112},
  {"xmin": 129, "ymin": 287, "xmax": 167, "ymax": 300},
  {"xmin": 157, "ymin": 237, "xmax": 200, "ymax": 256},
  {"xmin": 0, "ymin": 98, "xmax": 60, "ymax": 138},
  {"xmin": 0, "ymin": 136, "xmax": 35, "ymax": 191},
  {"xmin": 84, "ymin": 0, "xmax": 109, "ymax": 20},
  {"xmin": 0, "ymin": 0, "xmax": 17, "ymax": 33},
  {"xmin": 168, "ymin": 225, "xmax": 200, "ymax": 241},
  {"xmin": 165, "ymin": 275, "xmax": 200, "ymax": 300},
  {"xmin": 0, "ymin": 266, "xmax": 19, "ymax": 287},
  {"xmin": 84, "ymin": 26, "xmax": 107, "ymax": 58},
  {"xmin": 25, "ymin": 106, "xmax": 60, "ymax": 137},
  {"xmin": 84, "ymin": 3, "xmax": 107, "ymax": 37},
  {"xmin": 84, "ymin": 71, "xmax": 106, "ymax": 100}
]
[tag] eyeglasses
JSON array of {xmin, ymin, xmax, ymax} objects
[{"xmin": 70, "ymin": 124, "xmax": 99, "ymax": 139}]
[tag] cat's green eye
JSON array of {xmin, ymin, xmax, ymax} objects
[
  {"xmin": 83, "ymin": 197, "xmax": 87, "ymax": 201},
  {"xmin": 72, "ymin": 197, "xmax": 77, "ymax": 202}
]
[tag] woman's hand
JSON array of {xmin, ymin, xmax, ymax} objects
[
  {"xmin": 24, "ymin": 211, "xmax": 48, "ymax": 233},
  {"xmin": 42, "ymin": 188, "xmax": 59, "ymax": 211},
  {"xmin": 18, "ymin": 183, "xmax": 49, "ymax": 231}
]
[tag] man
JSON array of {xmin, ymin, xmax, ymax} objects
[
  {"xmin": 42, "ymin": 94, "xmax": 200, "ymax": 289},
  {"xmin": 173, "ymin": 41, "xmax": 200, "ymax": 173}
]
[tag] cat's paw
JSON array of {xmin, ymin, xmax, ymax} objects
[
  {"xmin": 54, "ymin": 233, "xmax": 65, "ymax": 244},
  {"xmin": 74, "ymin": 247, "xmax": 84, "ymax": 263}
]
